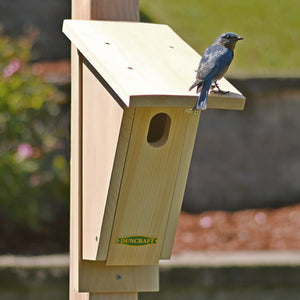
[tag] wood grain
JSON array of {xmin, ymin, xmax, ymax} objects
[
  {"xmin": 160, "ymin": 110, "xmax": 201, "ymax": 258},
  {"xmin": 96, "ymin": 107, "xmax": 136, "ymax": 260},
  {"xmin": 106, "ymin": 106, "xmax": 199, "ymax": 265},
  {"xmin": 72, "ymin": 0, "xmax": 139, "ymax": 21},
  {"xmin": 90, "ymin": 293, "xmax": 137, "ymax": 300},
  {"xmin": 78, "ymin": 260, "xmax": 159, "ymax": 292},
  {"xmin": 63, "ymin": 20, "xmax": 245, "ymax": 110},
  {"xmin": 81, "ymin": 60, "xmax": 124, "ymax": 260}
]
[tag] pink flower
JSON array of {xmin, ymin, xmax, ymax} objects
[
  {"xmin": 199, "ymin": 216, "xmax": 213, "ymax": 228},
  {"xmin": 17, "ymin": 143, "xmax": 33, "ymax": 159},
  {"xmin": 254, "ymin": 212, "xmax": 267, "ymax": 225},
  {"xmin": 3, "ymin": 58, "xmax": 21, "ymax": 78}
]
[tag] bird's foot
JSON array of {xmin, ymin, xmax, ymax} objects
[
  {"xmin": 212, "ymin": 89, "xmax": 229, "ymax": 95},
  {"xmin": 211, "ymin": 82, "xmax": 229, "ymax": 94}
]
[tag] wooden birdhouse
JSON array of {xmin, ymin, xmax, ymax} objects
[{"xmin": 63, "ymin": 20, "xmax": 245, "ymax": 297}]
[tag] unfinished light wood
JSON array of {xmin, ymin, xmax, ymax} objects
[
  {"xmin": 81, "ymin": 59, "xmax": 124, "ymax": 260},
  {"xmin": 96, "ymin": 107, "xmax": 136, "ymax": 260},
  {"xmin": 106, "ymin": 107, "xmax": 200, "ymax": 265},
  {"xmin": 90, "ymin": 293, "xmax": 137, "ymax": 300},
  {"xmin": 78, "ymin": 260, "xmax": 159, "ymax": 292},
  {"xmin": 160, "ymin": 110, "xmax": 201, "ymax": 259},
  {"xmin": 70, "ymin": 44, "xmax": 83, "ymax": 300},
  {"xmin": 63, "ymin": 20, "xmax": 245, "ymax": 110},
  {"xmin": 72, "ymin": 0, "xmax": 139, "ymax": 21}
]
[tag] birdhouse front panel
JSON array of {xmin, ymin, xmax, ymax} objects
[{"xmin": 105, "ymin": 106, "xmax": 200, "ymax": 266}]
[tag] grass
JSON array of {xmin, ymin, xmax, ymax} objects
[{"xmin": 140, "ymin": 0, "xmax": 300, "ymax": 77}]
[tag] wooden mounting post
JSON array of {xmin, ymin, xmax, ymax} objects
[{"xmin": 70, "ymin": 1, "xmax": 145, "ymax": 300}]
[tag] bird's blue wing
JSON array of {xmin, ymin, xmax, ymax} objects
[{"xmin": 197, "ymin": 44, "xmax": 233, "ymax": 81}]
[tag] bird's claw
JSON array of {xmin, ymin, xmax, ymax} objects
[
  {"xmin": 212, "ymin": 89, "xmax": 230, "ymax": 95},
  {"xmin": 212, "ymin": 82, "xmax": 230, "ymax": 95}
]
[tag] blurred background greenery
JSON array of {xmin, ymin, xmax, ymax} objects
[
  {"xmin": 0, "ymin": 32, "xmax": 69, "ymax": 253},
  {"xmin": 140, "ymin": 0, "xmax": 300, "ymax": 76},
  {"xmin": 0, "ymin": 0, "xmax": 300, "ymax": 255}
]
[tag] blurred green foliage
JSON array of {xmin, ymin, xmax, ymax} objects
[
  {"xmin": 0, "ymin": 32, "xmax": 69, "ymax": 244},
  {"xmin": 140, "ymin": 0, "xmax": 300, "ymax": 76}
]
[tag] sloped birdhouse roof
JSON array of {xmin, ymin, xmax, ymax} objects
[{"xmin": 63, "ymin": 20, "xmax": 245, "ymax": 109}]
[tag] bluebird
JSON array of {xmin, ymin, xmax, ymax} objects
[{"xmin": 188, "ymin": 32, "xmax": 243, "ymax": 112}]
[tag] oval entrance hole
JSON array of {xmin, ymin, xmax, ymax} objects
[{"xmin": 147, "ymin": 113, "xmax": 171, "ymax": 147}]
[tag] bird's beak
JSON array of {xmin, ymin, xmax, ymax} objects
[{"xmin": 237, "ymin": 36, "xmax": 244, "ymax": 40}]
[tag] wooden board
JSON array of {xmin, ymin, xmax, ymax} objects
[
  {"xmin": 160, "ymin": 110, "xmax": 201, "ymax": 259},
  {"xmin": 70, "ymin": 44, "xmax": 83, "ymax": 300},
  {"xmin": 81, "ymin": 59, "xmax": 124, "ymax": 260},
  {"xmin": 63, "ymin": 20, "xmax": 245, "ymax": 110},
  {"xmin": 90, "ymin": 293, "xmax": 137, "ymax": 300},
  {"xmin": 96, "ymin": 107, "xmax": 136, "ymax": 260},
  {"xmin": 106, "ymin": 106, "xmax": 200, "ymax": 265},
  {"xmin": 78, "ymin": 260, "xmax": 159, "ymax": 292},
  {"xmin": 72, "ymin": 0, "xmax": 139, "ymax": 21}
]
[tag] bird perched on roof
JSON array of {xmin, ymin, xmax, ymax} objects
[{"xmin": 188, "ymin": 32, "xmax": 243, "ymax": 113}]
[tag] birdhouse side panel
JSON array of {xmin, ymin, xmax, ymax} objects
[
  {"xmin": 81, "ymin": 62, "xmax": 124, "ymax": 260},
  {"xmin": 96, "ymin": 107, "xmax": 136, "ymax": 260}
]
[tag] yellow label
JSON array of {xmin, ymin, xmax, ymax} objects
[{"xmin": 117, "ymin": 235, "xmax": 157, "ymax": 246}]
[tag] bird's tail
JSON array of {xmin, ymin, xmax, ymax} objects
[{"xmin": 193, "ymin": 79, "xmax": 212, "ymax": 111}]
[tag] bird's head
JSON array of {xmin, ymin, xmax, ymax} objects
[{"xmin": 215, "ymin": 32, "xmax": 243, "ymax": 50}]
